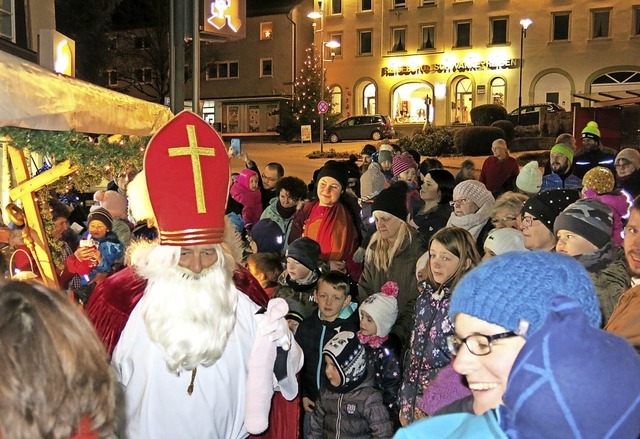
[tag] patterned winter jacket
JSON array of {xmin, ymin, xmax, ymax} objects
[{"xmin": 308, "ymin": 374, "xmax": 394, "ymax": 439}]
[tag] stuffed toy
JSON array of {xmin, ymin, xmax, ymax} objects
[{"xmin": 245, "ymin": 298, "xmax": 292, "ymax": 434}]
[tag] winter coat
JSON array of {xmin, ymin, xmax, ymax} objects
[
  {"xmin": 399, "ymin": 282, "xmax": 455, "ymax": 423},
  {"xmin": 363, "ymin": 337, "xmax": 402, "ymax": 425},
  {"xmin": 409, "ymin": 201, "xmax": 453, "ymax": 252},
  {"xmin": 573, "ymin": 147, "xmax": 617, "ymax": 179},
  {"xmin": 616, "ymin": 168, "xmax": 640, "ymax": 199},
  {"xmin": 295, "ymin": 304, "xmax": 360, "ymax": 403},
  {"xmin": 308, "ymin": 374, "xmax": 394, "ymax": 439},
  {"xmin": 65, "ymin": 232, "xmax": 124, "ymax": 284},
  {"xmin": 260, "ymin": 197, "xmax": 296, "ymax": 250},
  {"xmin": 272, "ymin": 270, "xmax": 320, "ymax": 320},
  {"xmin": 358, "ymin": 229, "xmax": 423, "ymax": 350},
  {"xmin": 540, "ymin": 171, "xmax": 583, "ymax": 192},
  {"xmin": 584, "ymin": 249, "xmax": 631, "ymax": 324},
  {"xmin": 111, "ymin": 217, "xmax": 132, "ymax": 250},
  {"xmin": 605, "ymin": 284, "xmax": 640, "ymax": 353},
  {"xmin": 230, "ymin": 170, "xmax": 262, "ymax": 227}
]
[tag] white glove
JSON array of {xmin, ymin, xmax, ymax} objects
[{"xmin": 258, "ymin": 315, "xmax": 292, "ymax": 351}]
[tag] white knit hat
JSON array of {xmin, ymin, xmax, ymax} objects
[
  {"xmin": 516, "ymin": 161, "xmax": 543, "ymax": 195},
  {"xmin": 453, "ymin": 180, "xmax": 494, "ymax": 208},
  {"xmin": 484, "ymin": 227, "xmax": 526, "ymax": 255},
  {"xmin": 359, "ymin": 281, "xmax": 399, "ymax": 337}
]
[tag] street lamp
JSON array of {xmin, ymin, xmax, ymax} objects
[
  {"xmin": 518, "ymin": 18, "xmax": 532, "ymax": 126},
  {"xmin": 308, "ymin": 3, "xmax": 340, "ymax": 153}
]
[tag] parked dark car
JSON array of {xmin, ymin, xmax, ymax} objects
[
  {"xmin": 324, "ymin": 115, "xmax": 395, "ymax": 143},
  {"xmin": 507, "ymin": 103, "xmax": 565, "ymax": 126}
]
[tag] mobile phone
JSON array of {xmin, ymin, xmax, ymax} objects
[{"xmin": 231, "ymin": 138, "xmax": 241, "ymax": 157}]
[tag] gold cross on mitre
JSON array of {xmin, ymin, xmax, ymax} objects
[{"xmin": 168, "ymin": 124, "xmax": 215, "ymax": 213}]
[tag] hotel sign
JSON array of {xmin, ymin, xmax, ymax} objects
[
  {"xmin": 203, "ymin": 0, "xmax": 246, "ymax": 39},
  {"xmin": 382, "ymin": 58, "xmax": 519, "ymax": 77}
]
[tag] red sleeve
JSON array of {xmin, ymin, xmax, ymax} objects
[{"xmin": 65, "ymin": 254, "xmax": 92, "ymax": 276}]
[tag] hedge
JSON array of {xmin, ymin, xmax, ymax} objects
[
  {"xmin": 470, "ymin": 104, "xmax": 508, "ymax": 126},
  {"xmin": 396, "ymin": 127, "xmax": 456, "ymax": 156},
  {"xmin": 454, "ymin": 126, "xmax": 505, "ymax": 156}
]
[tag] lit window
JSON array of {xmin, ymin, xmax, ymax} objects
[
  {"xmin": 392, "ymin": 28, "xmax": 406, "ymax": 52},
  {"xmin": 552, "ymin": 12, "xmax": 570, "ymax": 41},
  {"xmin": 490, "ymin": 77, "xmax": 506, "ymax": 106},
  {"xmin": 490, "ymin": 17, "xmax": 508, "ymax": 45},
  {"xmin": 260, "ymin": 22, "xmax": 273, "ymax": 40},
  {"xmin": 359, "ymin": 30, "xmax": 372, "ymax": 55},
  {"xmin": 455, "ymin": 21, "xmax": 472, "ymax": 47},
  {"xmin": 591, "ymin": 10, "xmax": 610, "ymax": 38},
  {"xmin": 260, "ymin": 58, "xmax": 273, "ymax": 77},
  {"xmin": 421, "ymin": 25, "xmax": 435, "ymax": 50},
  {"xmin": 330, "ymin": 34, "xmax": 342, "ymax": 56},
  {"xmin": 331, "ymin": 86, "xmax": 342, "ymax": 114}
]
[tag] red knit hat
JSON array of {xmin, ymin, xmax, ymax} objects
[
  {"xmin": 392, "ymin": 152, "xmax": 417, "ymax": 177},
  {"xmin": 144, "ymin": 111, "xmax": 230, "ymax": 246}
]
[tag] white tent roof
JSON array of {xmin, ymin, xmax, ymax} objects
[{"xmin": 0, "ymin": 50, "xmax": 173, "ymax": 135}]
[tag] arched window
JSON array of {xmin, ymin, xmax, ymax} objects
[
  {"xmin": 363, "ymin": 83, "xmax": 376, "ymax": 114},
  {"xmin": 453, "ymin": 77, "xmax": 473, "ymax": 124},
  {"xmin": 490, "ymin": 77, "xmax": 506, "ymax": 107},
  {"xmin": 392, "ymin": 82, "xmax": 434, "ymax": 123}
]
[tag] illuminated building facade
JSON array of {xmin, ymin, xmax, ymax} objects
[
  {"xmin": 316, "ymin": 0, "xmax": 640, "ymax": 126},
  {"xmin": 0, "ymin": 0, "xmax": 56, "ymax": 61}
]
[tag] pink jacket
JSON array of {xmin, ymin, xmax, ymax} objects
[{"xmin": 230, "ymin": 168, "xmax": 262, "ymax": 227}]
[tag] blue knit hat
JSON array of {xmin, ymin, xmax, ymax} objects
[
  {"xmin": 449, "ymin": 252, "xmax": 601, "ymax": 337},
  {"xmin": 499, "ymin": 296, "xmax": 640, "ymax": 439},
  {"xmin": 250, "ymin": 219, "xmax": 285, "ymax": 254}
]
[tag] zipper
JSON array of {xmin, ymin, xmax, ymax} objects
[{"xmin": 336, "ymin": 393, "xmax": 343, "ymax": 438}]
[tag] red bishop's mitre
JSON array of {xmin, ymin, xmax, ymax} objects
[{"xmin": 143, "ymin": 111, "xmax": 229, "ymax": 246}]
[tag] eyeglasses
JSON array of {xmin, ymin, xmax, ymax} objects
[
  {"xmin": 261, "ymin": 173, "xmax": 279, "ymax": 183},
  {"xmin": 492, "ymin": 215, "xmax": 517, "ymax": 225},
  {"xmin": 450, "ymin": 198, "xmax": 471, "ymax": 207},
  {"xmin": 520, "ymin": 214, "xmax": 538, "ymax": 228},
  {"xmin": 615, "ymin": 160, "xmax": 632, "ymax": 169},
  {"xmin": 447, "ymin": 331, "xmax": 518, "ymax": 356}
]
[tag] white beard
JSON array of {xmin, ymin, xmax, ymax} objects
[{"xmin": 134, "ymin": 243, "xmax": 239, "ymax": 374}]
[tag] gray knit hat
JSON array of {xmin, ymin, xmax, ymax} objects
[
  {"xmin": 87, "ymin": 207, "xmax": 113, "ymax": 231},
  {"xmin": 453, "ymin": 180, "xmax": 494, "ymax": 208},
  {"xmin": 360, "ymin": 162, "xmax": 386, "ymax": 198},
  {"xmin": 553, "ymin": 198, "xmax": 613, "ymax": 248},
  {"xmin": 449, "ymin": 251, "xmax": 602, "ymax": 338}
]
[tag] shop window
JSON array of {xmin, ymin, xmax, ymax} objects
[
  {"xmin": 331, "ymin": 86, "xmax": 342, "ymax": 114},
  {"xmin": 490, "ymin": 77, "xmax": 506, "ymax": 106},
  {"xmin": 552, "ymin": 12, "xmax": 570, "ymax": 41},
  {"xmin": 134, "ymin": 67, "xmax": 152, "ymax": 84},
  {"xmin": 455, "ymin": 21, "xmax": 471, "ymax": 48},
  {"xmin": 394, "ymin": 0, "xmax": 406, "ymax": 8},
  {"xmin": 392, "ymin": 83, "xmax": 434, "ymax": 123},
  {"xmin": 391, "ymin": 28, "xmax": 406, "ymax": 52},
  {"xmin": 363, "ymin": 83, "xmax": 376, "ymax": 114},
  {"xmin": 421, "ymin": 25, "xmax": 435, "ymax": 50},
  {"xmin": 490, "ymin": 17, "xmax": 508, "ymax": 45},
  {"xmin": 106, "ymin": 70, "xmax": 118, "ymax": 87},
  {"xmin": 359, "ymin": 30, "xmax": 372, "ymax": 55},
  {"xmin": 206, "ymin": 61, "xmax": 239, "ymax": 80},
  {"xmin": 260, "ymin": 22, "xmax": 273, "ymax": 40},
  {"xmin": 634, "ymin": 6, "xmax": 640, "ymax": 36},
  {"xmin": 0, "ymin": 0, "xmax": 14, "ymax": 42},
  {"xmin": 134, "ymin": 36, "xmax": 152, "ymax": 49},
  {"xmin": 453, "ymin": 77, "xmax": 473, "ymax": 124},
  {"xmin": 330, "ymin": 33, "xmax": 342, "ymax": 56},
  {"xmin": 331, "ymin": 0, "xmax": 342, "ymax": 15},
  {"xmin": 260, "ymin": 58, "xmax": 273, "ymax": 77},
  {"xmin": 361, "ymin": 0, "xmax": 372, "ymax": 11},
  {"xmin": 591, "ymin": 9, "xmax": 610, "ymax": 38}
]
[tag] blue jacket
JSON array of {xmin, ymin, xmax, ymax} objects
[
  {"xmin": 393, "ymin": 411, "xmax": 506, "ymax": 439},
  {"xmin": 83, "ymin": 231, "xmax": 124, "ymax": 284}
]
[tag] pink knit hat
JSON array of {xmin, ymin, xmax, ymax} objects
[{"xmin": 392, "ymin": 152, "xmax": 417, "ymax": 178}]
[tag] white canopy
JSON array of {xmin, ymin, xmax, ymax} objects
[{"xmin": 0, "ymin": 50, "xmax": 173, "ymax": 135}]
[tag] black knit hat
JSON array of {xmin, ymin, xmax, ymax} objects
[
  {"xmin": 286, "ymin": 237, "xmax": 321, "ymax": 271},
  {"xmin": 87, "ymin": 207, "xmax": 113, "ymax": 231},
  {"xmin": 371, "ymin": 181, "xmax": 409, "ymax": 221},
  {"xmin": 250, "ymin": 219, "xmax": 285, "ymax": 254},
  {"xmin": 361, "ymin": 144, "xmax": 377, "ymax": 156},
  {"xmin": 317, "ymin": 160, "xmax": 349, "ymax": 191},
  {"xmin": 521, "ymin": 189, "xmax": 579, "ymax": 232}
]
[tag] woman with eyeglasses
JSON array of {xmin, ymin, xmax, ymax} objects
[
  {"xmin": 430, "ymin": 252, "xmax": 602, "ymax": 420},
  {"xmin": 614, "ymin": 148, "xmax": 640, "ymax": 199},
  {"xmin": 490, "ymin": 191, "xmax": 527, "ymax": 230},
  {"xmin": 446, "ymin": 180, "xmax": 495, "ymax": 255},
  {"xmin": 408, "ymin": 169, "xmax": 455, "ymax": 251},
  {"xmin": 398, "ymin": 227, "xmax": 480, "ymax": 426}
]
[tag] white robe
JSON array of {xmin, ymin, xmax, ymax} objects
[{"xmin": 112, "ymin": 290, "xmax": 294, "ymax": 439}]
